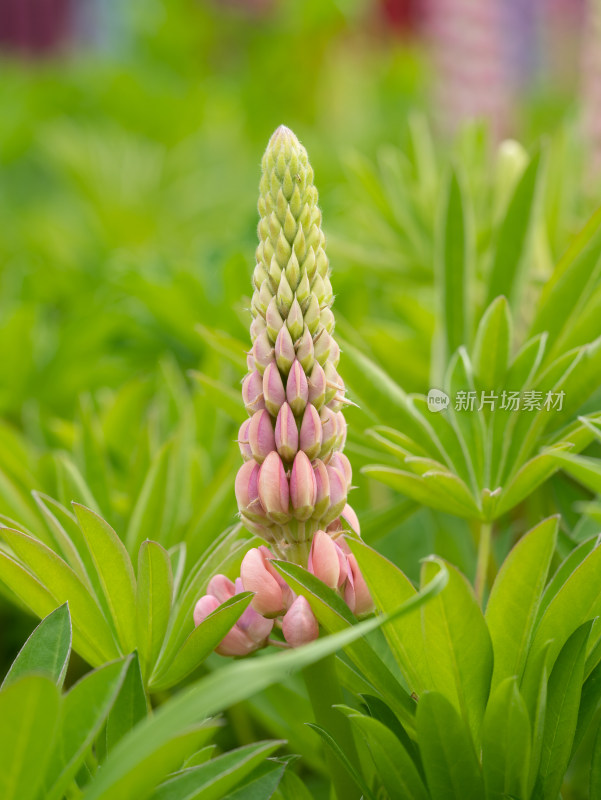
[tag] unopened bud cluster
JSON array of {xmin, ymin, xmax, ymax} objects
[
  {"xmin": 194, "ymin": 126, "xmax": 372, "ymax": 655},
  {"xmin": 236, "ymin": 125, "xmax": 353, "ymax": 558},
  {"xmin": 194, "ymin": 528, "xmax": 373, "ymax": 654}
]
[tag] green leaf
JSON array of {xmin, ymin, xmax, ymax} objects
[
  {"xmin": 481, "ymin": 678, "xmax": 531, "ymax": 800},
  {"xmin": 221, "ymin": 759, "xmax": 287, "ymax": 800},
  {"xmin": 73, "ymin": 504, "xmax": 137, "ymax": 654},
  {"xmin": 0, "ymin": 676, "xmax": 60, "ymax": 800},
  {"xmin": 346, "ymin": 713, "xmax": 428, "ymax": 800},
  {"xmin": 306, "ymin": 722, "xmax": 378, "ymax": 800},
  {"xmin": 106, "ymin": 652, "xmax": 148, "ymax": 755},
  {"xmin": 437, "ymin": 167, "xmax": 472, "ymax": 357},
  {"xmin": 273, "ymin": 560, "xmax": 417, "ymax": 728},
  {"xmin": 471, "ymin": 296, "xmax": 512, "ymax": 391},
  {"xmin": 485, "ymin": 517, "xmax": 558, "ymax": 690},
  {"xmin": 150, "ymin": 741, "xmax": 283, "ymax": 800},
  {"xmin": 82, "ymin": 565, "xmax": 447, "ymax": 800},
  {"xmin": 534, "ymin": 621, "xmax": 593, "ymax": 800},
  {"xmin": 136, "ymin": 540, "xmax": 173, "ymax": 680},
  {"xmin": 536, "ymin": 534, "xmax": 601, "ymax": 626},
  {"xmin": 522, "ymin": 543, "xmax": 601, "ymax": 701},
  {"xmin": 45, "ymin": 658, "xmax": 130, "ymax": 800},
  {"xmin": 417, "ymin": 691, "xmax": 484, "ymax": 800},
  {"xmin": 347, "ymin": 537, "xmax": 430, "ymax": 693},
  {"xmin": 487, "ymin": 148, "xmax": 544, "ymax": 306},
  {"xmin": 591, "ymin": 721, "xmax": 601, "ymax": 800},
  {"xmin": 1, "ymin": 603, "xmax": 71, "ymax": 689},
  {"xmin": 420, "ymin": 559, "xmax": 493, "ymax": 741},
  {"xmin": 150, "ymin": 593, "xmax": 254, "ymax": 692},
  {"xmin": 531, "ymin": 203, "xmax": 601, "ymax": 351},
  {"xmin": 361, "ymin": 466, "xmax": 479, "ymax": 519},
  {"xmin": 0, "ymin": 527, "xmax": 119, "ymax": 664},
  {"xmin": 547, "ymin": 449, "xmax": 601, "ymax": 495},
  {"xmin": 125, "ymin": 443, "xmax": 172, "ymax": 556}
]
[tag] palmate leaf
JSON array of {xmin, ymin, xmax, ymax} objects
[{"xmin": 81, "ymin": 564, "xmax": 448, "ymax": 799}]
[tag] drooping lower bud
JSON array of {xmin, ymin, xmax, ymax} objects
[
  {"xmin": 344, "ymin": 553, "xmax": 374, "ymax": 617},
  {"xmin": 308, "ymin": 530, "xmax": 340, "ymax": 589},
  {"xmin": 282, "ymin": 595, "xmax": 319, "ymax": 647},
  {"xmin": 241, "ymin": 547, "xmax": 285, "ymax": 617}
]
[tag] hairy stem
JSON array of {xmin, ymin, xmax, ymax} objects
[{"xmin": 303, "ymin": 654, "xmax": 361, "ymax": 800}]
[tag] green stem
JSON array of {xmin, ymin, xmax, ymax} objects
[
  {"xmin": 303, "ymin": 654, "xmax": 361, "ymax": 800},
  {"xmin": 475, "ymin": 521, "xmax": 492, "ymax": 606}
]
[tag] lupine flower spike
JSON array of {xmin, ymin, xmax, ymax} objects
[{"xmin": 195, "ymin": 126, "xmax": 373, "ymax": 654}]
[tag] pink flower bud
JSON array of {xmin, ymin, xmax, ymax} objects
[
  {"xmin": 313, "ymin": 329, "xmax": 331, "ymax": 365},
  {"xmin": 324, "ymin": 362, "xmax": 342, "ymax": 405},
  {"xmin": 246, "ymin": 353, "xmax": 255, "ymax": 372},
  {"xmin": 266, "ymin": 297, "xmax": 284, "ymax": 342},
  {"xmin": 313, "ymin": 459, "xmax": 330, "ymax": 519},
  {"xmin": 253, "ymin": 331, "xmax": 274, "ymax": 373},
  {"xmin": 241, "ymin": 547, "xmax": 285, "ymax": 617},
  {"xmin": 286, "ymin": 360, "xmax": 309, "ymax": 416},
  {"xmin": 263, "ymin": 361, "xmax": 286, "ymax": 417},
  {"xmin": 193, "ymin": 594, "xmax": 220, "ymax": 627},
  {"xmin": 275, "ymin": 402, "xmax": 298, "ymax": 462},
  {"xmin": 329, "ymin": 337, "xmax": 341, "ymax": 367},
  {"xmin": 307, "ymin": 362, "xmax": 326, "ymax": 410},
  {"xmin": 295, "ymin": 326, "xmax": 315, "ymax": 372},
  {"xmin": 256, "ymin": 547, "xmax": 295, "ymax": 609},
  {"xmin": 238, "ymin": 419, "xmax": 253, "ymax": 461},
  {"xmin": 341, "ymin": 504, "xmax": 360, "ymax": 534},
  {"xmin": 329, "ymin": 452, "xmax": 352, "ymax": 490},
  {"xmin": 258, "ymin": 451, "xmax": 290, "ymax": 523},
  {"xmin": 275, "ymin": 326, "xmax": 295, "ymax": 374},
  {"xmin": 248, "ymin": 409, "xmax": 276, "ymax": 463},
  {"xmin": 344, "ymin": 554, "xmax": 374, "ymax": 616},
  {"xmin": 250, "ymin": 315, "xmax": 266, "ymax": 340},
  {"xmin": 216, "ymin": 626, "xmax": 259, "ymax": 657},
  {"xmin": 235, "ymin": 460, "xmax": 265, "ymax": 521},
  {"xmin": 321, "ymin": 465, "xmax": 347, "ymax": 525},
  {"xmin": 299, "ymin": 404, "xmax": 322, "ymax": 460},
  {"xmin": 290, "ymin": 451, "xmax": 317, "ymax": 521},
  {"xmin": 282, "ymin": 595, "xmax": 319, "ymax": 647},
  {"xmin": 242, "ymin": 371, "xmax": 266, "ymax": 415},
  {"xmin": 335, "ymin": 411, "xmax": 347, "ymax": 450},
  {"xmin": 286, "ymin": 297, "xmax": 304, "ymax": 341},
  {"xmin": 236, "ymin": 607, "xmax": 274, "ymax": 645},
  {"xmin": 308, "ymin": 530, "xmax": 340, "ymax": 588},
  {"xmin": 319, "ymin": 406, "xmax": 338, "ymax": 456},
  {"xmin": 207, "ymin": 574, "xmax": 236, "ymax": 604}
]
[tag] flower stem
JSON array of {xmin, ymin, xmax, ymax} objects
[
  {"xmin": 475, "ymin": 521, "xmax": 492, "ymax": 606},
  {"xmin": 303, "ymin": 654, "xmax": 361, "ymax": 800}
]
